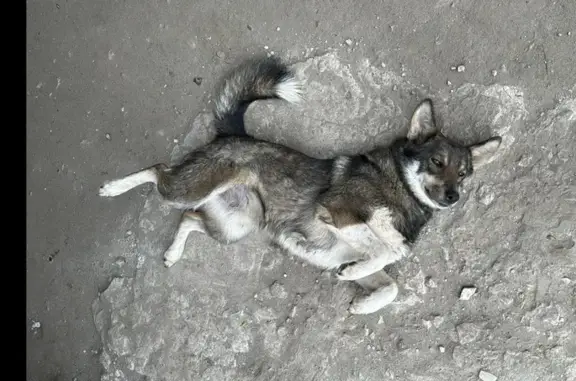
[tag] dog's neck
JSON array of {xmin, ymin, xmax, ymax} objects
[{"xmin": 366, "ymin": 141, "xmax": 442, "ymax": 211}]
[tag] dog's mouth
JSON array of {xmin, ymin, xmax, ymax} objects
[{"xmin": 424, "ymin": 187, "xmax": 449, "ymax": 209}]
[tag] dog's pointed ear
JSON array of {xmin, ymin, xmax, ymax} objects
[
  {"xmin": 469, "ymin": 136, "xmax": 502, "ymax": 167},
  {"xmin": 408, "ymin": 99, "xmax": 438, "ymax": 143}
]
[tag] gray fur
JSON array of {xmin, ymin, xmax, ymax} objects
[{"xmin": 99, "ymin": 57, "xmax": 502, "ymax": 314}]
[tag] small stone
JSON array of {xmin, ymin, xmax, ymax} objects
[
  {"xmin": 173, "ymin": 139, "xmax": 179, "ymax": 143},
  {"xmin": 438, "ymin": 345, "xmax": 445, "ymax": 353},
  {"xmin": 269, "ymin": 281, "xmax": 288, "ymax": 299},
  {"xmin": 446, "ymin": 80, "xmax": 452, "ymax": 86},
  {"xmin": 425, "ymin": 276, "xmax": 437, "ymax": 288},
  {"xmin": 460, "ymin": 286, "xmax": 477, "ymax": 300},
  {"xmin": 283, "ymin": 273, "xmax": 287, "ymax": 278},
  {"xmin": 479, "ymin": 370, "xmax": 498, "ymax": 381},
  {"xmin": 561, "ymin": 277, "xmax": 571, "ymax": 284},
  {"xmin": 392, "ymin": 85, "xmax": 398, "ymax": 91},
  {"xmin": 491, "ymin": 69, "xmax": 498, "ymax": 77},
  {"xmin": 193, "ymin": 77, "xmax": 203, "ymax": 86},
  {"xmin": 433, "ymin": 315, "xmax": 445, "ymax": 328},
  {"xmin": 264, "ymin": 45, "xmax": 269, "ymax": 50},
  {"xmin": 378, "ymin": 316, "xmax": 384, "ymax": 325},
  {"xmin": 450, "ymin": 66, "xmax": 457, "ymax": 71},
  {"xmin": 277, "ymin": 326, "xmax": 288, "ymax": 337},
  {"xmin": 567, "ymin": 31, "xmax": 572, "ymax": 36},
  {"xmin": 457, "ymin": 322, "xmax": 483, "ymax": 344},
  {"xmin": 31, "ymin": 321, "xmax": 41, "ymax": 329},
  {"xmin": 276, "ymin": 27, "xmax": 280, "ymax": 31},
  {"xmin": 115, "ymin": 257, "xmax": 126, "ymax": 267},
  {"xmin": 381, "ymin": 62, "xmax": 386, "ymax": 68},
  {"xmin": 344, "ymin": 39, "xmax": 353, "ymax": 46},
  {"xmin": 457, "ymin": 64, "xmax": 466, "ymax": 72},
  {"xmin": 423, "ymin": 319, "xmax": 432, "ymax": 329},
  {"xmin": 557, "ymin": 33, "xmax": 563, "ymax": 37},
  {"xmin": 105, "ymin": 133, "xmax": 111, "ymax": 140},
  {"xmin": 401, "ymin": 72, "xmax": 406, "ymax": 77}
]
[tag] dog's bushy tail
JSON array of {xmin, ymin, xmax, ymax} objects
[{"xmin": 213, "ymin": 56, "xmax": 302, "ymax": 137}]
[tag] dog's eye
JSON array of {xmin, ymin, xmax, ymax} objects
[
  {"xmin": 431, "ymin": 158, "xmax": 443, "ymax": 167},
  {"xmin": 458, "ymin": 171, "xmax": 466, "ymax": 177}
]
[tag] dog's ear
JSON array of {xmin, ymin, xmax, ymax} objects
[
  {"xmin": 469, "ymin": 136, "xmax": 502, "ymax": 167},
  {"xmin": 407, "ymin": 99, "xmax": 438, "ymax": 144}
]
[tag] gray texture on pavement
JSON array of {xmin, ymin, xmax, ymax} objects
[{"xmin": 27, "ymin": 1, "xmax": 575, "ymax": 380}]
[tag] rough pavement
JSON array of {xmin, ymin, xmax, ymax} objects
[{"xmin": 27, "ymin": 1, "xmax": 575, "ymax": 380}]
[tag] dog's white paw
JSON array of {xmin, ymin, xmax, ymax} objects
[
  {"xmin": 349, "ymin": 298, "xmax": 374, "ymax": 315},
  {"xmin": 336, "ymin": 261, "xmax": 377, "ymax": 281},
  {"xmin": 349, "ymin": 295, "xmax": 382, "ymax": 315},
  {"xmin": 164, "ymin": 258, "xmax": 176, "ymax": 268},
  {"xmin": 99, "ymin": 180, "xmax": 125, "ymax": 197},
  {"xmin": 163, "ymin": 246, "xmax": 182, "ymax": 268},
  {"xmin": 349, "ymin": 283, "xmax": 398, "ymax": 314}
]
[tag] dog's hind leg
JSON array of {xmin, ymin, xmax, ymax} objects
[
  {"xmin": 349, "ymin": 271, "xmax": 399, "ymax": 315},
  {"xmin": 163, "ymin": 211, "xmax": 206, "ymax": 268},
  {"xmin": 99, "ymin": 164, "xmax": 166, "ymax": 197}
]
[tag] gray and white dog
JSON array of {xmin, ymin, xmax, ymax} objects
[{"xmin": 100, "ymin": 57, "xmax": 501, "ymax": 314}]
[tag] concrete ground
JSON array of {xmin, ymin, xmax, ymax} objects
[{"xmin": 27, "ymin": 1, "xmax": 575, "ymax": 380}]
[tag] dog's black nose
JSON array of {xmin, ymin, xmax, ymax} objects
[{"xmin": 445, "ymin": 190, "xmax": 460, "ymax": 204}]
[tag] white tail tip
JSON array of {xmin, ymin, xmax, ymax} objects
[{"xmin": 275, "ymin": 77, "xmax": 303, "ymax": 104}]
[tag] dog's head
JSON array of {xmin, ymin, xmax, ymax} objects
[{"xmin": 401, "ymin": 99, "xmax": 502, "ymax": 210}]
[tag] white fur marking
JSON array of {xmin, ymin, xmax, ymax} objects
[
  {"xmin": 368, "ymin": 208, "xmax": 406, "ymax": 250},
  {"xmin": 99, "ymin": 169, "xmax": 158, "ymax": 197},
  {"xmin": 336, "ymin": 208, "xmax": 409, "ymax": 281},
  {"xmin": 164, "ymin": 216, "xmax": 205, "ymax": 267},
  {"xmin": 276, "ymin": 228, "xmax": 362, "ymax": 270},
  {"xmin": 275, "ymin": 77, "xmax": 302, "ymax": 103},
  {"xmin": 350, "ymin": 282, "xmax": 399, "ymax": 315},
  {"xmin": 202, "ymin": 197, "xmax": 258, "ymax": 243},
  {"xmin": 331, "ymin": 156, "xmax": 350, "ymax": 182},
  {"xmin": 403, "ymin": 161, "xmax": 445, "ymax": 209}
]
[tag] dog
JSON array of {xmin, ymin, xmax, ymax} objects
[{"xmin": 99, "ymin": 56, "xmax": 502, "ymax": 314}]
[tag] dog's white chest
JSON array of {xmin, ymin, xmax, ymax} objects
[
  {"xmin": 368, "ymin": 208, "xmax": 402, "ymax": 241},
  {"xmin": 338, "ymin": 207, "xmax": 405, "ymax": 255},
  {"xmin": 339, "ymin": 224, "xmax": 380, "ymax": 251}
]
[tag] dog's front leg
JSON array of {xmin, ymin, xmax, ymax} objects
[
  {"xmin": 349, "ymin": 271, "xmax": 399, "ymax": 314},
  {"xmin": 336, "ymin": 216, "xmax": 409, "ymax": 281},
  {"xmin": 277, "ymin": 230, "xmax": 365, "ymax": 270},
  {"xmin": 336, "ymin": 247, "xmax": 404, "ymax": 281}
]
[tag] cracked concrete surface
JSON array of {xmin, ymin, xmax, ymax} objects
[
  {"xmin": 27, "ymin": 1, "xmax": 575, "ymax": 380},
  {"xmin": 92, "ymin": 53, "xmax": 576, "ymax": 381}
]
